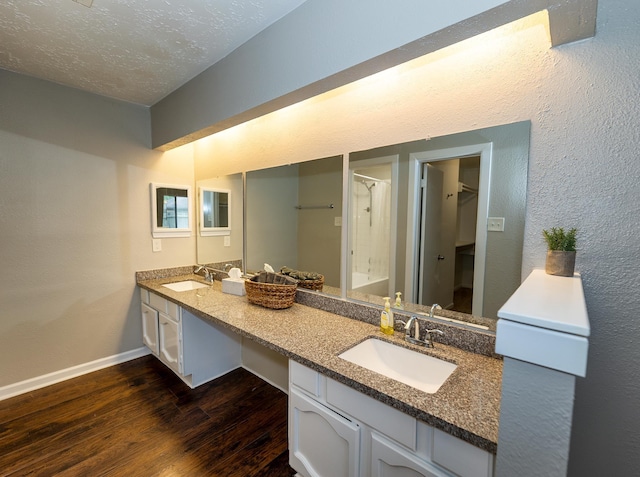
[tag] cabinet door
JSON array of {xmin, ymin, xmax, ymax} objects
[
  {"xmin": 158, "ymin": 313, "xmax": 182, "ymax": 375},
  {"xmin": 371, "ymin": 433, "xmax": 451, "ymax": 477},
  {"xmin": 141, "ymin": 303, "xmax": 159, "ymax": 355},
  {"xmin": 289, "ymin": 388, "xmax": 360, "ymax": 477}
]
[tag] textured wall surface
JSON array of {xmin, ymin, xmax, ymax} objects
[
  {"xmin": 193, "ymin": 1, "xmax": 640, "ymax": 472},
  {"xmin": 497, "ymin": 358, "xmax": 576, "ymax": 476}
]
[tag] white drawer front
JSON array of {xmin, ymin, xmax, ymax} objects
[
  {"xmin": 290, "ymin": 360, "xmax": 322, "ymax": 398},
  {"xmin": 326, "ymin": 378, "xmax": 417, "ymax": 450},
  {"xmin": 432, "ymin": 428, "xmax": 493, "ymax": 477},
  {"xmin": 140, "ymin": 288, "xmax": 150, "ymax": 305},
  {"xmin": 149, "ymin": 292, "xmax": 180, "ymax": 321}
]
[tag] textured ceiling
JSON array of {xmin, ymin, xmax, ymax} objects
[{"xmin": 0, "ymin": 0, "xmax": 307, "ymax": 105}]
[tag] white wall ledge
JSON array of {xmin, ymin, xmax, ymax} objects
[{"xmin": 496, "ymin": 269, "xmax": 590, "ymax": 377}]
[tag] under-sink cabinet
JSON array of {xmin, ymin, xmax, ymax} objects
[
  {"xmin": 140, "ymin": 288, "xmax": 241, "ymax": 387},
  {"xmin": 289, "ymin": 360, "xmax": 494, "ymax": 477}
]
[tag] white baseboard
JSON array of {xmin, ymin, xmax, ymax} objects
[{"xmin": 0, "ymin": 347, "xmax": 151, "ymax": 402}]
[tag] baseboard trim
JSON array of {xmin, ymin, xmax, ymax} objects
[{"xmin": 0, "ymin": 347, "xmax": 151, "ymax": 402}]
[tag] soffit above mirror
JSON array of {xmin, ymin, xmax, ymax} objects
[{"xmin": 152, "ymin": 0, "xmax": 596, "ymax": 150}]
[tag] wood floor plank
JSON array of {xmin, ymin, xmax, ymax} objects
[{"xmin": 0, "ymin": 356, "xmax": 295, "ymax": 476}]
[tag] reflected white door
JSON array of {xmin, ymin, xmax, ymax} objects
[{"xmin": 418, "ymin": 164, "xmax": 444, "ymax": 305}]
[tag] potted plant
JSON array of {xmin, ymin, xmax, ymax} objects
[{"xmin": 542, "ymin": 227, "xmax": 577, "ymax": 277}]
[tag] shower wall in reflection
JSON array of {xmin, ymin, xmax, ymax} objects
[{"xmin": 351, "ymin": 164, "xmax": 392, "ymax": 297}]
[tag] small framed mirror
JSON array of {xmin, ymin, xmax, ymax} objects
[
  {"xmin": 150, "ymin": 183, "xmax": 192, "ymax": 238},
  {"xmin": 199, "ymin": 187, "xmax": 231, "ymax": 236}
]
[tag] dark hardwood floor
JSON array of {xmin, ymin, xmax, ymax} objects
[{"xmin": 0, "ymin": 355, "xmax": 296, "ymax": 477}]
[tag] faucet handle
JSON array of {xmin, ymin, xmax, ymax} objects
[{"xmin": 424, "ymin": 328, "xmax": 444, "ymax": 348}]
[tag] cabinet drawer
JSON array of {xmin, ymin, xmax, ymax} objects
[
  {"xmin": 327, "ymin": 377, "xmax": 416, "ymax": 450},
  {"xmin": 149, "ymin": 292, "xmax": 180, "ymax": 321},
  {"xmin": 432, "ymin": 428, "xmax": 494, "ymax": 477},
  {"xmin": 290, "ymin": 360, "xmax": 323, "ymax": 398},
  {"xmin": 140, "ymin": 288, "xmax": 150, "ymax": 305}
]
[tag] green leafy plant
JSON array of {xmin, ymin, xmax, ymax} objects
[{"xmin": 542, "ymin": 227, "xmax": 577, "ymax": 252}]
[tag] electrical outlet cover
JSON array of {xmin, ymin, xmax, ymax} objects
[{"xmin": 487, "ymin": 217, "xmax": 505, "ymax": 232}]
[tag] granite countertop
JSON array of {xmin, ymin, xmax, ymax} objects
[{"xmin": 137, "ymin": 273, "xmax": 502, "ymax": 454}]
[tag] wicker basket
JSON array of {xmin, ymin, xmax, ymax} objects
[
  {"xmin": 296, "ymin": 275, "xmax": 324, "ymax": 292},
  {"xmin": 245, "ymin": 273, "xmax": 298, "ymax": 309}
]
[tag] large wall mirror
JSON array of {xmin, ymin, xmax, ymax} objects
[
  {"xmin": 245, "ymin": 156, "xmax": 343, "ymax": 293},
  {"xmin": 195, "ymin": 121, "xmax": 530, "ymax": 331},
  {"xmin": 347, "ymin": 121, "xmax": 530, "ymax": 323}
]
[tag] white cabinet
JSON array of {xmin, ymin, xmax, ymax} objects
[
  {"xmin": 289, "ymin": 360, "xmax": 494, "ymax": 477},
  {"xmin": 289, "ymin": 388, "xmax": 360, "ymax": 477},
  {"xmin": 140, "ymin": 289, "xmax": 241, "ymax": 388},
  {"xmin": 371, "ymin": 433, "xmax": 447, "ymax": 477},
  {"xmin": 158, "ymin": 311, "xmax": 182, "ymax": 375},
  {"xmin": 141, "ymin": 302, "xmax": 159, "ymax": 355}
]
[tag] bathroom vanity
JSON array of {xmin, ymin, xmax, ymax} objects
[{"xmin": 137, "ymin": 271, "xmax": 502, "ymax": 477}]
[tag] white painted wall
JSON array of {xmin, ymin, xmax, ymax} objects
[
  {"xmin": 0, "ymin": 70, "xmax": 195, "ymax": 388},
  {"xmin": 192, "ymin": 1, "xmax": 640, "ymax": 473}
]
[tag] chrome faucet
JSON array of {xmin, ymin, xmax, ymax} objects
[
  {"xmin": 396, "ymin": 315, "xmax": 444, "ymax": 348},
  {"xmin": 430, "ymin": 303, "xmax": 442, "ymax": 318},
  {"xmin": 194, "ymin": 265, "xmax": 215, "ymax": 283},
  {"xmin": 403, "ymin": 316, "xmax": 422, "ymax": 345}
]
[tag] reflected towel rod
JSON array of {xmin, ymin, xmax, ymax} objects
[{"xmin": 295, "ymin": 203, "xmax": 334, "ymax": 210}]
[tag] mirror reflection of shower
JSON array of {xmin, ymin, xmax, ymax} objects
[{"xmin": 351, "ymin": 164, "xmax": 392, "ymax": 296}]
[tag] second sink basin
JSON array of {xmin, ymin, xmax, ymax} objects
[
  {"xmin": 162, "ymin": 280, "xmax": 210, "ymax": 292},
  {"xmin": 338, "ymin": 338, "xmax": 457, "ymax": 394}
]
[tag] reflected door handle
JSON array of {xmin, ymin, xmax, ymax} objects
[{"xmin": 437, "ymin": 255, "xmax": 445, "ymax": 261}]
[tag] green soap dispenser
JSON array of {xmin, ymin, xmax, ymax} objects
[{"xmin": 380, "ymin": 297, "xmax": 394, "ymax": 335}]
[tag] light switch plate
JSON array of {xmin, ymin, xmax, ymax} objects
[
  {"xmin": 488, "ymin": 217, "xmax": 505, "ymax": 232},
  {"xmin": 152, "ymin": 238, "xmax": 162, "ymax": 252},
  {"xmin": 224, "ymin": 236, "xmax": 231, "ymax": 247},
  {"xmin": 334, "ymin": 217, "xmax": 342, "ymax": 227}
]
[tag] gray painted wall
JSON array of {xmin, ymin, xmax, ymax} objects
[
  {"xmin": 0, "ymin": 70, "xmax": 195, "ymax": 388},
  {"xmin": 497, "ymin": 358, "xmax": 576, "ymax": 476}
]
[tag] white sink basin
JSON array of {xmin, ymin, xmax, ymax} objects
[
  {"xmin": 338, "ymin": 338, "xmax": 457, "ymax": 394},
  {"xmin": 162, "ymin": 280, "xmax": 210, "ymax": 292}
]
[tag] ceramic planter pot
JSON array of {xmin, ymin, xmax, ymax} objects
[{"xmin": 545, "ymin": 250, "xmax": 576, "ymax": 277}]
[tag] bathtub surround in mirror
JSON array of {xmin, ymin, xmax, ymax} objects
[
  {"xmin": 196, "ymin": 174, "xmax": 243, "ymax": 266},
  {"xmin": 150, "ymin": 183, "xmax": 192, "ymax": 238},
  {"xmin": 245, "ymin": 156, "xmax": 343, "ymax": 290},
  {"xmin": 347, "ymin": 121, "xmax": 530, "ymax": 320}
]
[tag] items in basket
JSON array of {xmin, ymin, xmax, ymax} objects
[{"xmin": 280, "ymin": 266, "xmax": 324, "ymax": 291}]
